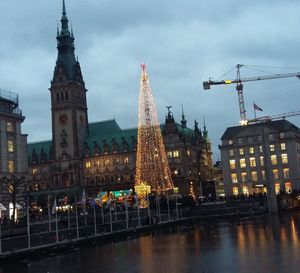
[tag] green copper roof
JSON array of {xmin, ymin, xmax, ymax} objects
[
  {"xmin": 27, "ymin": 140, "xmax": 52, "ymax": 162},
  {"xmin": 27, "ymin": 119, "xmax": 196, "ymax": 163}
]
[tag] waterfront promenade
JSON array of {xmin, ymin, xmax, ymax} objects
[{"xmin": 0, "ymin": 196, "xmax": 269, "ymax": 260}]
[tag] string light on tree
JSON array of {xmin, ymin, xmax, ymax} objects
[{"xmin": 135, "ymin": 64, "xmax": 174, "ymax": 199}]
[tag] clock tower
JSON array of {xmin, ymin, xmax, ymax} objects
[{"xmin": 49, "ymin": 0, "xmax": 88, "ymax": 187}]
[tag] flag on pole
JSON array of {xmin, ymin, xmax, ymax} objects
[
  {"xmin": 253, "ymin": 103, "xmax": 263, "ymax": 111},
  {"xmin": 52, "ymin": 198, "xmax": 57, "ymax": 215}
]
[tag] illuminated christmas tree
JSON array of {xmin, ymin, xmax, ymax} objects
[{"xmin": 135, "ymin": 64, "xmax": 174, "ymax": 196}]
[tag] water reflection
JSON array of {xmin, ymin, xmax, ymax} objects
[{"xmin": 1, "ymin": 213, "xmax": 300, "ymax": 273}]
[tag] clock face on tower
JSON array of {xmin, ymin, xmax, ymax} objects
[{"xmin": 59, "ymin": 114, "xmax": 68, "ymax": 124}]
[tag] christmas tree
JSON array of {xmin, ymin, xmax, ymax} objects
[{"xmin": 135, "ymin": 64, "xmax": 174, "ymax": 197}]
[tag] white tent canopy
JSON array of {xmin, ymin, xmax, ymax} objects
[{"xmin": 0, "ymin": 203, "xmax": 7, "ymax": 211}]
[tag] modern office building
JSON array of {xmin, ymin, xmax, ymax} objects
[{"xmin": 219, "ymin": 120, "xmax": 300, "ymax": 196}]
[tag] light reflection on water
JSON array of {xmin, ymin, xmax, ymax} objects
[{"xmin": 1, "ymin": 213, "xmax": 300, "ymax": 273}]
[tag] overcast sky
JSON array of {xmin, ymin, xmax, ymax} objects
[{"xmin": 1, "ymin": 0, "xmax": 300, "ymax": 161}]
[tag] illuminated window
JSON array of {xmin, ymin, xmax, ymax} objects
[
  {"xmin": 6, "ymin": 122, "xmax": 13, "ymax": 132},
  {"xmin": 124, "ymin": 157, "xmax": 129, "ymax": 164},
  {"xmin": 249, "ymin": 147, "xmax": 254, "ymax": 154},
  {"xmin": 229, "ymin": 159, "xmax": 236, "ymax": 169},
  {"xmin": 259, "ymin": 156, "xmax": 264, "ymax": 166},
  {"xmin": 285, "ymin": 182, "xmax": 292, "ymax": 193},
  {"xmin": 239, "ymin": 148, "xmax": 244, "ymax": 155},
  {"xmin": 261, "ymin": 170, "xmax": 265, "ymax": 181},
  {"xmin": 104, "ymin": 159, "xmax": 110, "ymax": 166},
  {"xmin": 280, "ymin": 143, "xmax": 286, "ymax": 150},
  {"xmin": 231, "ymin": 173, "xmax": 238, "ymax": 183},
  {"xmin": 242, "ymin": 186, "xmax": 249, "ymax": 196},
  {"xmin": 239, "ymin": 158, "xmax": 246, "ymax": 168},
  {"xmin": 275, "ymin": 183, "xmax": 280, "ymax": 195},
  {"xmin": 8, "ymin": 160, "xmax": 14, "ymax": 173},
  {"xmin": 187, "ymin": 150, "xmax": 190, "ymax": 156},
  {"xmin": 283, "ymin": 168, "xmax": 289, "ymax": 179},
  {"xmin": 167, "ymin": 151, "xmax": 173, "ymax": 158},
  {"xmin": 273, "ymin": 169, "xmax": 279, "ymax": 179},
  {"xmin": 270, "ymin": 144, "xmax": 275, "ymax": 152},
  {"xmin": 85, "ymin": 161, "xmax": 91, "ymax": 168},
  {"xmin": 251, "ymin": 171, "xmax": 258, "ymax": 182},
  {"xmin": 229, "ymin": 149, "xmax": 234, "ymax": 157},
  {"xmin": 233, "ymin": 187, "xmax": 239, "ymax": 196},
  {"xmin": 96, "ymin": 160, "xmax": 100, "ymax": 167},
  {"xmin": 241, "ymin": 172, "xmax": 247, "ymax": 183},
  {"xmin": 259, "ymin": 146, "xmax": 263, "ymax": 153},
  {"xmin": 32, "ymin": 168, "xmax": 38, "ymax": 175},
  {"xmin": 249, "ymin": 157, "xmax": 256, "ymax": 167},
  {"xmin": 7, "ymin": 140, "xmax": 14, "ymax": 152},
  {"xmin": 271, "ymin": 155, "xmax": 277, "ymax": 165},
  {"xmin": 228, "ymin": 139, "xmax": 233, "ymax": 145},
  {"xmin": 281, "ymin": 154, "xmax": 288, "ymax": 164},
  {"xmin": 173, "ymin": 150, "xmax": 179, "ymax": 158}
]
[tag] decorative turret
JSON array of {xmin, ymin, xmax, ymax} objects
[
  {"xmin": 53, "ymin": 0, "xmax": 83, "ymax": 83},
  {"xmin": 180, "ymin": 104, "xmax": 187, "ymax": 128},
  {"xmin": 203, "ymin": 117, "xmax": 209, "ymax": 143}
]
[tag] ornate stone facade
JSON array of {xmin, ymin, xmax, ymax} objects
[{"xmin": 27, "ymin": 2, "xmax": 213, "ymax": 197}]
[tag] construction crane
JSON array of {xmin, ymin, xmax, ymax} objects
[
  {"xmin": 247, "ymin": 110, "xmax": 300, "ymax": 125},
  {"xmin": 203, "ymin": 64, "xmax": 300, "ymax": 124}
]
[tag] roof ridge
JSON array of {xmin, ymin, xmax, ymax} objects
[
  {"xmin": 89, "ymin": 119, "xmax": 116, "ymax": 125},
  {"xmin": 28, "ymin": 140, "xmax": 52, "ymax": 145}
]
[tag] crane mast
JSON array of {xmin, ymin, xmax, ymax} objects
[{"xmin": 203, "ymin": 64, "xmax": 300, "ymax": 124}]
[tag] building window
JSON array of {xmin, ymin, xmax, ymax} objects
[
  {"xmin": 259, "ymin": 146, "xmax": 263, "ymax": 153},
  {"xmin": 251, "ymin": 171, "xmax": 258, "ymax": 182},
  {"xmin": 239, "ymin": 148, "xmax": 244, "ymax": 155},
  {"xmin": 241, "ymin": 172, "xmax": 247, "ymax": 183},
  {"xmin": 231, "ymin": 173, "xmax": 238, "ymax": 183},
  {"xmin": 8, "ymin": 160, "xmax": 14, "ymax": 173},
  {"xmin": 273, "ymin": 169, "xmax": 279, "ymax": 179},
  {"xmin": 233, "ymin": 187, "xmax": 239, "ymax": 196},
  {"xmin": 167, "ymin": 151, "xmax": 173, "ymax": 158},
  {"xmin": 242, "ymin": 186, "xmax": 249, "ymax": 196},
  {"xmin": 228, "ymin": 139, "xmax": 233, "ymax": 145},
  {"xmin": 285, "ymin": 182, "xmax": 292, "ymax": 193},
  {"xmin": 96, "ymin": 160, "xmax": 100, "ymax": 167},
  {"xmin": 124, "ymin": 157, "xmax": 129, "ymax": 164},
  {"xmin": 261, "ymin": 170, "xmax": 265, "ymax": 181},
  {"xmin": 173, "ymin": 150, "xmax": 179, "ymax": 158},
  {"xmin": 280, "ymin": 132, "xmax": 285, "ymax": 139},
  {"xmin": 7, "ymin": 122, "xmax": 13, "ymax": 132},
  {"xmin": 239, "ymin": 158, "xmax": 246, "ymax": 168},
  {"xmin": 249, "ymin": 147, "xmax": 254, "ymax": 154},
  {"xmin": 85, "ymin": 161, "xmax": 91, "ymax": 168},
  {"xmin": 270, "ymin": 144, "xmax": 275, "ymax": 152},
  {"xmin": 280, "ymin": 143, "xmax": 286, "ymax": 150},
  {"xmin": 283, "ymin": 168, "xmax": 289, "ymax": 179},
  {"xmin": 271, "ymin": 155, "xmax": 277, "ymax": 165},
  {"xmin": 186, "ymin": 150, "xmax": 190, "ymax": 156},
  {"xmin": 275, "ymin": 183, "xmax": 280, "ymax": 195},
  {"xmin": 259, "ymin": 156, "xmax": 264, "ymax": 166},
  {"xmin": 7, "ymin": 140, "xmax": 14, "ymax": 152},
  {"xmin": 229, "ymin": 149, "xmax": 234, "ymax": 157},
  {"xmin": 249, "ymin": 157, "xmax": 256, "ymax": 167},
  {"xmin": 269, "ymin": 134, "xmax": 274, "ymax": 141},
  {"xmin": 32, "ymin": 168, "xmax": 38, "ymax": 175},
  {"xmin": 229, "ymin": 159, "xmax": 236, "ymax": 169},
  {"xmin": 281, "ymin": 154, "xmax": 288, "ymax": 164}
]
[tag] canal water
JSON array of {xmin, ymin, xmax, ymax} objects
[{"xmin": 1, "ymin": 212, "xmax": 300, "ymax": 273}]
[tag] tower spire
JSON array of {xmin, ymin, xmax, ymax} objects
[
  {"xmin": 181, "ymin": 104, "xmax": 187, "ymax": 128},
  {"xmin": 203, "ymin": 116, "xmax": 209, "ymax": 142},
  {"xmin": 62, "ymin": 0, "xmax": 66, "ymax": 16}
]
